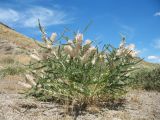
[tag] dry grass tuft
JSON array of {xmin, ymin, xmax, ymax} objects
[{"xmin": 15, "ymin": 55, "xmax": 31, "ymax": 64}]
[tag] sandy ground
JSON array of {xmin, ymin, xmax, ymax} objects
[{"xmin": 0, "ymin": 79, "xmax": 160, "ymax": 120}]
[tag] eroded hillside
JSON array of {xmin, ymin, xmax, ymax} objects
[{"xmin": 0, "ymin": 22, "xmax": 38, "ymax": 54}]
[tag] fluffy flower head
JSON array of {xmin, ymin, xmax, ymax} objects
[
  {"xmin": 75, "ymin": 33, "xmax": 83, "ymax": 45},
  {"xmin": 50, "ymin": 32, "xmax": 57, "ymax": 42},
  {"xmin": 85, "ymin": 39, "xmax": 92, "ymax": 45}
]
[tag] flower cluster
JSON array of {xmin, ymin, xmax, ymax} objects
[
  {"xmin": 63, "ymin": 33, "xmax": 98, "ymax": 64},
  {"xmin": 30, "ymin": 31, "xmax": 58, "ymax": 61},
  {"xmin": 18, "ymin": 74, "xmax": 36, "ymax": 88},
  {"xmin": 116, "ymin": 37, "xmax": 139, "ymax": 57}
]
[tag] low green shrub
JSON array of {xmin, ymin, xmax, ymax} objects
[
  {"xmin": 0, "ymin": 65, "xmax": 26, "ymax": 78},
  {"xmin": 21, "ymin": 23, "xmax": 139, "ymax": 110},
  {"xmin": 133, "ymin": 67, "xmax": 160, "ymax": 91}
]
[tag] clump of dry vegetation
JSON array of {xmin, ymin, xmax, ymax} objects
[
  {"xmin": 0, "ymin": 55, "xmax": 26, "ymax": 79},
  {"xmin": 0, "ymin": 65, "xmax": 26, "ymax": 78}
]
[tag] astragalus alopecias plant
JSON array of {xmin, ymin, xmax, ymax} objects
[{"xmin": 19, "ymin": 23, "xmax": 140, "ymax": 110}]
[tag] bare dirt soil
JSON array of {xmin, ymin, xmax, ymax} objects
[{"xmin": 0, "ymin": 79, "xmax": 160, "ymax": 120}]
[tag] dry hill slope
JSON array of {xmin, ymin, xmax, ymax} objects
[
  {"xmin": 0, "ymin": 22, "xmax": 38, "ymax": 54},
  {"xmin": 0, "ymin": 22, "xmax": 39, "ymax": 93}
]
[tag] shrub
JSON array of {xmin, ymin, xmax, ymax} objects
[
  {"xmin": 133, "ymin": 67, "xmax": 160, "ymax": 91},
  {"xmin": 20, "ymin": 23, "xmax": 139, "ymax": 110},
  {"xmin": 0, "ymin": 65, "xmax": 26, "ymax": 78}
]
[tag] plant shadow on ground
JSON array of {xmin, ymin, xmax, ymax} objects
[
  {"xmin": 58, "ymin": 98, "xmax": 126, "ymax": 120},
  {"xmin": 101, "ymin": 98, "xmax": 126, "ymax": 110},
  {"xmin": 25, "ymin": 95, "xmax": 125, "ymax": 120}
]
